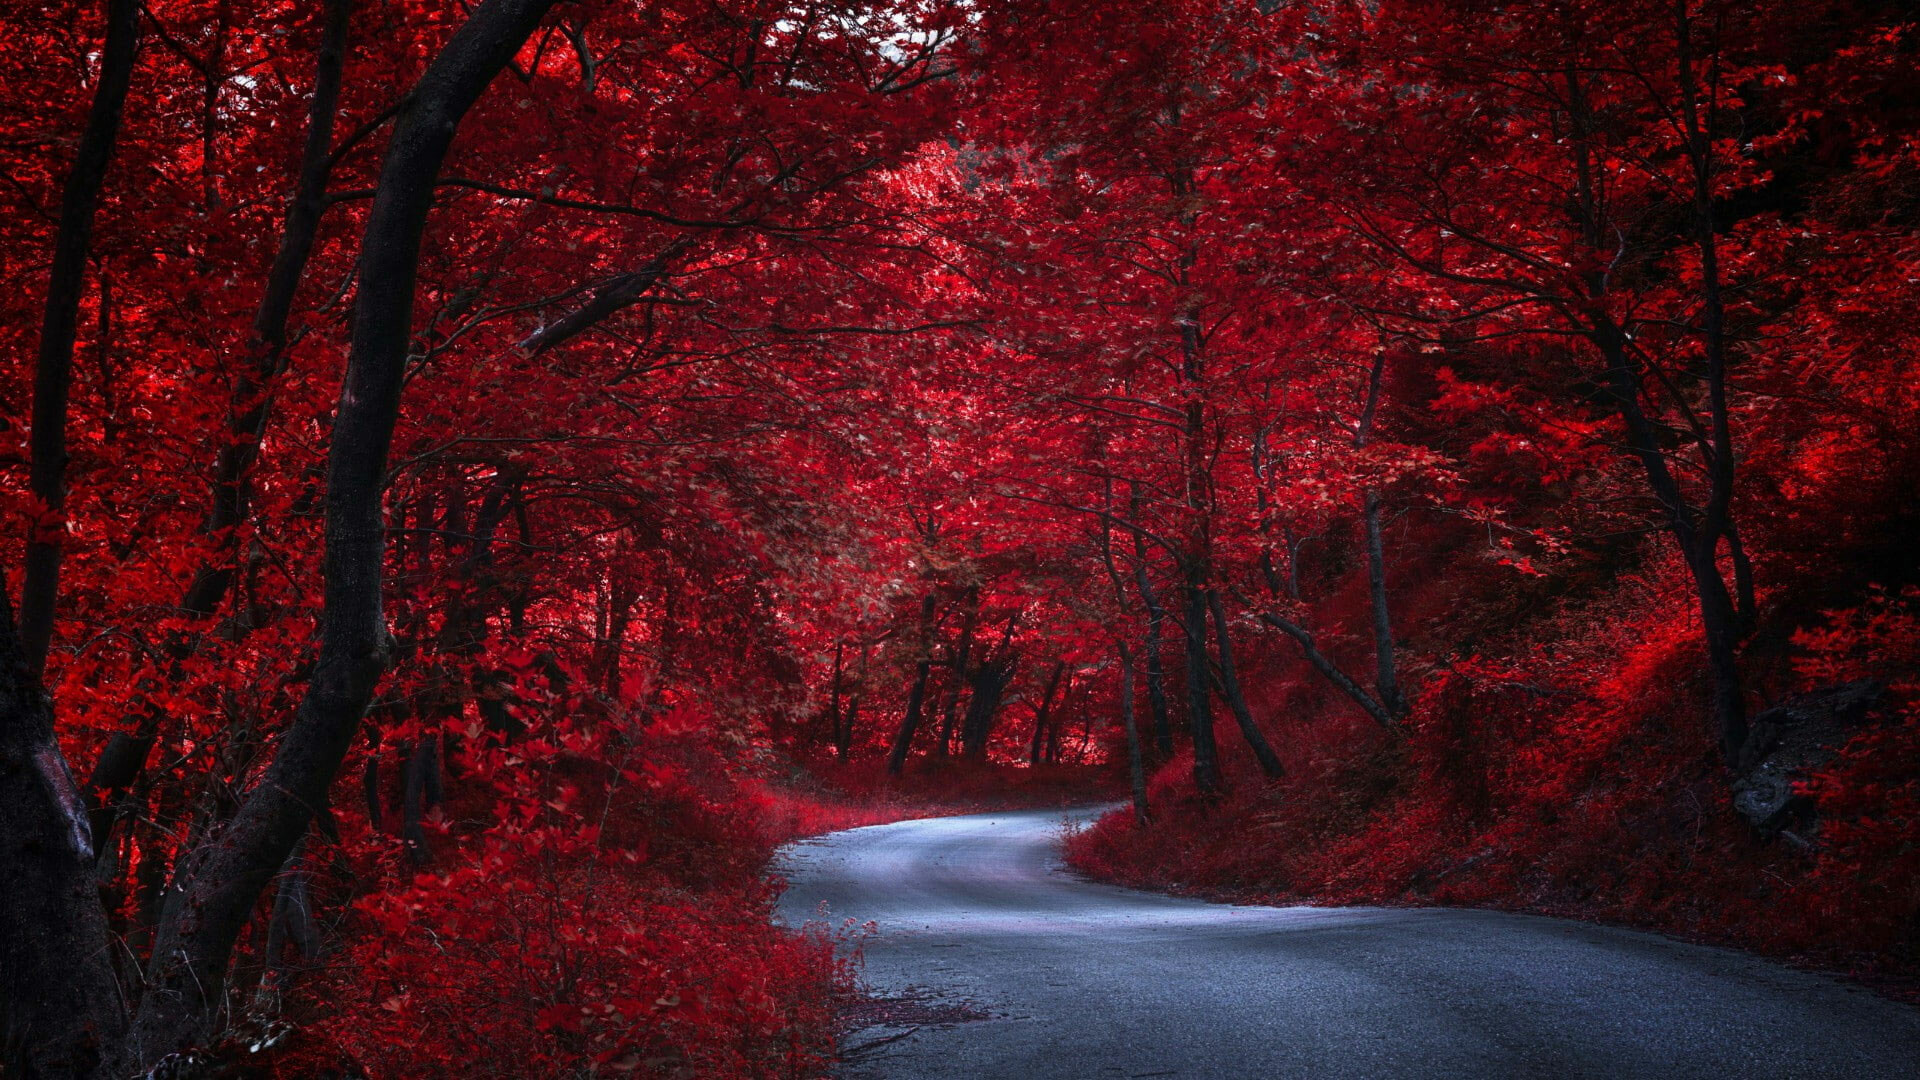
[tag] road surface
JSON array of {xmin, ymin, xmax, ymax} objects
[{"xmin": 773, "ymin": 807, "xmax": 1920, "ymax": 1079}]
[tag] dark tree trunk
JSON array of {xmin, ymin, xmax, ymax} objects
[
  {"xmin": 2, "ymin": 3, "xmax": 141, "ymax": 1073},
  {"xmin": 886, "ymin": 593, "xmax": 940, "ymax": 777},
  {"xmin": 1568, "ymin": 57, "xmax": 1747, "ymax": 766},
  {"xmin": 1361, "ymin": 491, "xmax": 1406, "ymax": 719},
  {"xmin": 825, "ymin": 641, "xmax": 845, "ymax": 752},
  {"xmin": 1133, "ymin": 548, "xmax": 1175, "ymax": 756},
  {"xmin": 1351, "ymin": 351, "xmax": 1405, "ymax": 722},
  {"xmin": 86, "ymin": 0, "xmax": 357, "ymax": 888},
  {"xmin": 1027, "ymin": 660, "xmax": 1066, "ymax": 766},
  {"xmin": 960, "ymin": 658, "xmax": 1015, "ymax": 759},
  {"xmin": 1182, "ymin": 583, "xmax": 1223, "ymax": 795},
  {"xmin": 1252, "ymin": 607, "xmax": 1395, "ymax": 729},
  {"xmin": 835, "ymin": 640, "xmax": 869, "ymax": 760},
  {"xmin": 887, "ymin": 659, "xmax": 934, "ymax": 777},
  {"xmin": 1, "ymin": 583, "xmax": 131, "ymax": 1079},
  {"xmin": 251, "ymin": 837, "xmax": 319, "ymax": 1015},
  {"xmin": 935, "ymin": 589, "xmax": 980, "ymax": 757},
  {"xmin": 178, "ymin": 0, "xmax": 353, "ymax": 619},
  {"xmin": 17, "ymin": 0, "xmax": 141, "ymax": 679},
  {"xmin": 1595, "ymin": 317, "xmax": 1746, "ymax": 763},
  {"xmin": 401, "ymin": 736, "xmax": 439, "ymax": 867},
  {"xmin": 1044, "ymin": 675, "xmax": 1073, "ymax": 765},
  {"xmin": 1118, "ymin": 643, "xmax": 1150, "ymax": 827},
  {"xmin": 127, "ymin": 1, "xmax": 559, "ymax": 1060},
  {"xmin": 1207, "ymin": 590, "xmax": 1285, "ymax": 778}
]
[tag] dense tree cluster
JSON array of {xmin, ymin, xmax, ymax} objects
[{"xmin": 2, "ymin": 0, "xmax": 1916, "ymax": 1076}]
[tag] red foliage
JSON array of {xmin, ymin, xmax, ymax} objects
[{"xmin": 4, "ymin": 0, "xmax": 1919, "ymax": 1073}]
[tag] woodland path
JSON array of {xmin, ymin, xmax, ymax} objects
[{"xmin": 773, "ymin": 807, "xmax": 1920, "ymax": 1080}]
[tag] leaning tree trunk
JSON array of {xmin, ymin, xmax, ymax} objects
[
  {"xmin": 1207, "ymin": 590, "xmax": 1285, "ymax": 778},
  {"xmin": 128, "ymin": 0, "xmax": 559, "ymax": 1061},
  {"xmin": 178, "ymin": 0, "xmax": 353, "ymax": 619}
]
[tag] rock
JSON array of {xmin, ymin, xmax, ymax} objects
[{"xmin": 1731, "ymin": 680, "xmax": 1884, "ymax": 835}]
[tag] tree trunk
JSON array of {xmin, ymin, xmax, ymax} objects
[
  {"xmin": 886, "ymin": 593, "xmax": 940, "ymax": 776},
  {"xmin": 934, "ymin": 589, "xmax": 979, "ymax": 757},
  {"xmin": 85, "ymin": 0, "xmax": 357, "ymax": 900},
  {"xmin": 401, "ymin": 736, "xmax": 439, "ymax": 867},
  {"xmin": 887, "ymin": 658, "xmax": 934, "ymax": 777},
  {"xmin": 1207, "ymin": 590, "xmax": 1285, "ymax": 778},
  {"xmin": 178, "ymin": 0, "xmax": 353, "ymax": 619},
  {"xmin": 128, "ymin": 1, "xmax": 559, "ymax": 1060},
  {"xmin": 1118, "ymin": 643, "xmax": 1150, "ymax": 827},
  {"xmin": 1027, "ymin": 660, "xmax": 1066, "ymax": 766},
  {"xmin": 1, "ymin": 3, "xmax": 141, "ymax": 1073},
  {"xmin": 1362, "ymin": 491, "xmax": 1406, "ymax": 719},
  {"xmin": 1252, "ymin": 607, "xmax": 1395, "ymax": 729},
  {"xmin": 960, "ymin": 658, "xmax": 1015, "ymax": 759},
  {"xmin": 1, "ymin": 583, "xmax": 131, "ymax": 1079},
  {"xmin": 1570, "ymin": 55, "xmax": 1747, "ymax": 766},
  {"xmin": 825, "ymin": 641, "xmax": 845, "ymax": 753},
  {"xmin": 1133, "ymin": 550, "xmax": 1175, "ymax": 756},
  {"xmin": 837, "ymin": 641, "xmax": 869, "ymax": 760},
  {"xmin": 1595, "ymin": 317, "xmax": 1746, "ymax": 763},
  {"xmin": 1182, "ymin": 583, "xmax": 1223, "ymax": 795},
  {"xmin": 17, "ymin": 0, "xmax": 142, "ymax": 679}
]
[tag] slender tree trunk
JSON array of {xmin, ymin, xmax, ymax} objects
[
  {"xmin": 18, "ymin": 0, "xmax": 141, "ymax": 678},
  {"xmin": 1677, "ymin": 4, "xmax": 1747, "ymax": 763},
  {"xmin": 1182, "ymin": 583, "xmax": 1223, "ymax": 795},
  {"xmin": 935, "ymin": 589, "xmax": 979, "ymax": 757},
  {"xmin": 1133, "ymin": 549, "xmax": 1175, "ymax": 756},
  {"xmin": 1252, "ymin": 607, "xmax": 1395, "ymax": 729},
  {"xmin": 251, "ymin": 837, "xmax": 319, "ymax": 1015},
  {"xmin": 178, "ymin": 0, "xmax": 352, "ymax": 618},
  {"xmin": 128, "ymin": 1, "xmax": 559, "ymax": 1059},
  {"xmin": 887, "ymin": 659, "xmax": 934, "ymax": 777},
  {"xmin": 1570, "ymin": 55, "xmax": 1746, "ymax": 765},
  {"xmin": 1595, "ymin": 318, "xmax": 1746, "ymax": 763},
  {"xmin": 1351, "ymin": 351, "xmax": 1405, "ymax": 721},
  {"xmin": 825, "ymin": 641, "xmax": 845, "ymax": 754},
  {"xmin": 1361, "ymin": 491, "xmax": 1406, "ymax": 719},
  {"xmin": 85, "ymin": 0, "xmax": 356, "ymax": 886},
  {"xmin": 838, "ymin": 641, "xmax": 868, "ymax": 760},
  {"xmin": 1725, "ymin": 520, "xmax": 1756, "ymax": 636},
  {"xmin": 1028, "ymin": 660, "xmax": 1065, "ymax": 766},
  {"xmin": 1045, "ymin": 675, "xmax": 1071, "ymax": 765},
  {"xmin": 1207, "ymin": 590, "xmax": 1285, "ymax": 778},
  {"xmin": 1118, "ymin": 643, "xmax": 1150, "ymax": 826},
  {"xmin": 886, "ymin": 593, "xmax": 940, "ymax": 777},
  {"xmin": 401, "ymin": 736, "xmax": 439, "ymax": 867}
]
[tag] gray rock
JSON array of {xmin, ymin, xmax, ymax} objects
[{"xmin": 1731, "ymin": 680, "xmax": 1883, "ymax": 834}]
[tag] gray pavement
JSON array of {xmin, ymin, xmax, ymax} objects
[{"xmin": 773, "ymin": 806, "xmax": 1920, "ymax": 1079}]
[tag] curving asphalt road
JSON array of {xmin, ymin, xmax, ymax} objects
[{"xmin": 773, "ymin": 807, "xmax": 1920, "ymax": 1080}]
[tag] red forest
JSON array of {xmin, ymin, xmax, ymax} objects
[{"xmin": 2, "ymin": 0, "xmax": 1917, "ymax": 1077}]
